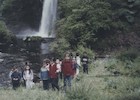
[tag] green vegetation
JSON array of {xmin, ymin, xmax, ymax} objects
[
  {"xmin": 0, "ymin": 0, "xmax": 140, "ymax": 52},
  {"xmin": 0, "ymin": 0, "xmax": 140, "ymax": 99},
  {"xmin": 54, "ymin": 0, "xmax": 140, "ymax": 51},
  {"xmin": 0, "ymin": 21, "xmax": 16, "ymax": 44},
  {"xmin": 0, "ymin": 0, "xmax": 42, "ymax": 28},
  {"xmin": 0, "ymin": 57, "xmax": 140, "ymax": 100}
]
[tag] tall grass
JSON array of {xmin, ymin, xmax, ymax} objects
[
  {"xmin": 0, "ymin": 87, "xmax": 65, "ymax": 100},
  {"xmin": 0, "ymin": 55, "xmax": 140, "ymax": 100}
]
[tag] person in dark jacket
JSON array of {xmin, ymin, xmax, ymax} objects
[
  {"xmin": 11, "ymin": 67, "xmax": 21, "ymax": 90},
  {"xmin": 40, "ymin": 60, "xmax": 50, "ymax": 90},
  {"xmin": 81, "ymin": 52, "xmax": 89, "ymax": 74},
  {"xmin": 49, "ymin": 58, "xmax": 59, "ymax": 91},
  {"xmin": 62, "ymin": 53, "xmax": 74, "ymax": 91}
]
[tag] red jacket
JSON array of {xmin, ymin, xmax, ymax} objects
[
  {"xmin": 62, "ymin": 59, "xmax": 74, "ymax": 76},
  {"xmin": 49, "ymin": 63, "xmax": 58, "ymax": 78}
]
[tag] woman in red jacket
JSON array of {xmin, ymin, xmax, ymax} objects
[{"xmin": 49, "ymin": 58, "xmax": 59, "ymax": 91}]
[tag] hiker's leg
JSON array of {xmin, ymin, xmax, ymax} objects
[
  {"xmin": 43, "ymin": 80, "xmax": 48, "ymax": 90},
  {"xmin": 85, "ymin": 64, "xmax": 88, "ymax": 74},
  {"xmin": 54, "ymin": 78, "xmax": 59, "ymax": 91},
  {"xmin": 83, "ymin": 64, "xmax": 86, "ymax": 73},
  {"xmin": 50, "ymin": 78, "xmax": 55, "ymax": 90},
  {"xmin": 64, "ymin": 76, "xmax": 68, "ymax": 91},
  {"xmin": 12, "ymin": 80, "xmax": 16, "ymax": 90},
  {"xmin": 46, "ymin": 79, "xmax": 50, "ymax": 90},
  {"xmin": 67, "ymin": 76, "xmax": 72, "ymax": 88}
]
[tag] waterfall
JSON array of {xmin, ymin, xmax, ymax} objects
[
  {"xmin": 36, "ymin": 0, "xmax": 57, "ymax": 37},
  {"xmin": 17, "ymin": 0, "xmax": 57, "ymax": 38}
]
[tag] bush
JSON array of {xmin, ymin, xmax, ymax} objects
[
  {"xmin": 0, "ymin": 21, "xmax": 16, "ymax": 44},
  {"xmin": 117, "ymin": 49, "xmax": 139, "ymax": 62},
  {"xmin": 49, "ymin": 38, "xmax": 70, "ymax": 58},
  {"xmin": 75, "ymin": 45, "xmax": 95, "ymax": 59},
  {"xmin": 66, "ymin": 81, "xmax": 93, "ymax": 100}
]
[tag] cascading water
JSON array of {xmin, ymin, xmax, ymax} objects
[
  {"xmin": 17, "ymin": 0, "xmax": 57, "ymax": 38},
  {"xmin": 16, "ymin": 0, "xmax": 57, "ymax": 55},
  {"xmin": 36, "ymin": 0, "xmax": 57, "ymax": 37}
]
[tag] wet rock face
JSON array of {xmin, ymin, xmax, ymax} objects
[{"xmin": 0, "ymin": 52, "xmax": 26, "ymax": 87}]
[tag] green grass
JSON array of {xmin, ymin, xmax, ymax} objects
[{"xmin": 0, "ymin": 57, "xmax": 140, "ymax": 100}]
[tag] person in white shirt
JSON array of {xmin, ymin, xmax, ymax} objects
[
  {"xmin": 76, "ymin": 53, "xmax": 81, "ymax": 75},
  {"xmin": 23, "ymin": 65, "xmax": 34, "ymax": 89}
]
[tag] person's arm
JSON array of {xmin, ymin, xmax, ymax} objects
[
  {"xmin": 61, "ymin": 61, "xmax": 64, "ymax": 73},
  {"xmin": 18, "ymin": 72, "xmax": 21, "ymax": 80},
  {"xmin": 11, "ymin": 73, "xmax": 14, "ymax": 80},
  {"xmin": 23, "ymin": 72, "xmax": 26, "ymax": 80},
  {"xmin": 31, "ymin": 70, "xmax": 34, "ymax": 80},
  {"xmin": 9, "ymin": 71, "xmax": 12, "ymax": 79}
]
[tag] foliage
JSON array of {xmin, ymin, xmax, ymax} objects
[
  {"xmin": 1, "ymin": 0, "xmax": 42, "ymax": 28},
  {"xmin": 117, "ymin": 49, "xmax": 139, "ymax": 62},
  {"xmin": 56, "ymin": 0, "xmax": 140, "ymax": 51},
  {"xmin": 0, "ymin": 58, "xmax": 140, "ymax": 100},
  {"xmin": 57, "ymin": 0, "xmax": 125, "ymax": 48},
  {"xmin": 49, "ymin": 38, "xmax": 70, "ymax": 58},
  {"xmin": 66, "ymin": 81, "xmax": 94, "ymax": 100},
  {"xmin": 0, "ymin": 21, "xmax": 16, "ymax": 44},
  {"xmin": 0, "ymin": 0, "xmax": 140, "ymax": 52},
  {"xmin": 75, "ymin": 45, "xmax": 95, "ymax": 59},
  {"xmin": 24, "ymin": 36, "xmax": 43, "ymax": 42}
]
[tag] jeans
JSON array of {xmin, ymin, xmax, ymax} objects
[
  {"xmin": 50, "ymin": 78, "xmax": 59, "ymax": 91},
  {"xmin": 83, "ymin": 64, "xmax": 88, "ymax": 74},
  {"xmin": 43, "ymin": 80, "xmax": 50, "ymax": 90},
  {"xmin": 12, "ymin": 80, "xmax": 20, "ymax": 90},
  {"xmin": 64, "ymin": 75, "xmax": 72, "ymax": 91}
]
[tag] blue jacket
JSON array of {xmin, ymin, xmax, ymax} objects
[
  {"xmin": 11, "ymin": 71, "xmax": 21, "ymax": 81},
  {"xmin": 40, "ymin": 68, "xmax": 49, "ymax": 80}
]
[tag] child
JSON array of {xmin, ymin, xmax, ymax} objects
[
  {"xmin": 81, "ymin": 52, "xmax": 89, "ymax": 74},
  {"xmin": 40, "ymin": 59, "xmax": 50, "ymax": 90},
  {"xmin": 9, "ymin": 68, "xmax": 14, "ymax": 80},
  {"xmin": 56, "ymin": 58, "xmax": 62, "ymax": 79},
  {"xmin": 49, "ymin": 58, "xmax": 59, "ymax": 91},
  {"xmin": 11, "ymin": 67, "xmax": 21, "ymax": 90},
  {"xmin": 23, "ymin": 65, "xmax": 34, "ymax": 89},
  {"xmin": 76, "ymin": 53, "xmax": 81, "ymax": 76}
]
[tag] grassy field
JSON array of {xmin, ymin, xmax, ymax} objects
[{"xmin": 0, "ymin": 57, "xmax": 140, "ymax": 100}]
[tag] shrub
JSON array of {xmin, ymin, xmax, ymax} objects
[
  {"xmin": 75, "ymin": 45, "xmax": 95, "ymax": 59},
  {"xmin": 0, "ymin": 21, "xmax": 16, "ymax": 44},
  {"xmin": 117, "ymin": 49, "xmax": 139, "ymax": 62},
  {"xmin": 49, "ymin": 38, "xmax": 70, "ymax": 58}
]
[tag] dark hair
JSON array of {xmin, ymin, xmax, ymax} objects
[
  {"xmin": 51, "ymin": 58, "xmax": 56, "ymax": 62},
  {"xmin": 25, "ymin": 66, "xmax": 32, "ymax": 74},
  {"xmin": 43, "ymin": 58, "xmax": 50, "ymax": 64},
  {"xmin": 13, "ymin": 66, "xmax": 17, "ymax": 71},
  {"xmin": 25, "ymin": 61, "xmax": 29, "ymax": 66},
  {"xmin": 76, "ymin": 53, "xmax": 80, "ymax": 56}
]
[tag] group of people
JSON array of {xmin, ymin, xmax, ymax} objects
[
  {"xmin": 9, "ymin": 62, "xmax": 34, "ymax": 90},
  {"xmin": 9, "ymin": 52, "xmax": 89, "ymax": 91}
]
